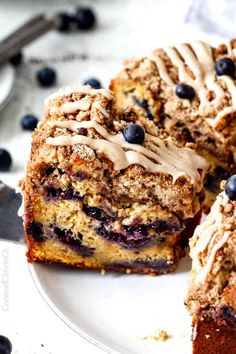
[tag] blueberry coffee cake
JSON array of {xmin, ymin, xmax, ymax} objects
[
  {"xmin": 20, "ymin": 85, "xmax": 208, "ymax": 274},
  {"xmin": 186, "ymin": 176, "xmax": 236, "ymax": 354},
  {"xmin": 110, "ymin": 39, "xmax": 236, "ymax": 209}
]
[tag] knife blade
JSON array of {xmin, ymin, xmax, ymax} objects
[
  {"xmin": 0, "ymin": 181, "xmax": 24, "ymax": 242},
  {"xmin": 0, "ymin": 13, "xmax": 59, "ymax": 67}
]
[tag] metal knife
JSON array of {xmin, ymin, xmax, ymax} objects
[
  {"xmin": 0, "ymin": 13, "xmax": 59, "ymax": 66},
  {"xmin": 0, "ymin": 181, "xmax": 24, "ymax": 242}
]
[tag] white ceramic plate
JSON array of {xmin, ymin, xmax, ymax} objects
[
  {"xmin": 30, "ymin": 256, "xmax": 193, "ymax": 354},
  {"xmin": 0, "ymin": 64, "xmax": 15, "ymax": 110}
]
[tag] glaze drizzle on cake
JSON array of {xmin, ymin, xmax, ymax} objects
[
  {"xmin": 189, "ymin": 191, "xmax": 231, "ymax": 284},
  {"xmin": 150, "ymin": 41, "xmax": 236, "ymax": 129},
  {"xmin": 186, "ymin": 178, "xmax": 236, "ymax": 354},
  {"xmin": 46, "ymin": 119, "xmax": 208, "ymax": 187},
  {"xmin": 111, "ymin": 39, "xmax": 236, "ymax": 210}
]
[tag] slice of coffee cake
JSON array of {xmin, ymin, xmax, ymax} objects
[
  {"xmin": 186, "ymin": 176, "xmax": 236, "ymax": 354},
  {"xmin": 111, "ymin": 39, "xmax": 236, "ymax": 209},
  {"xmin": 21, "ymin": 85, "xmax": 208, "ymax": 274}
]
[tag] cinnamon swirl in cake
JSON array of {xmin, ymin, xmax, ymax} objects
[
  {"xmin": 21, "ymin": 85, "xmax": 208, "ymax": 274},
  {"xmin": 110, "ymin": 39, "xmax": 236, "ymax": 210},
  {"xmin": 186, "ymin": 176, "xmax": 236, "ymax": 354}
]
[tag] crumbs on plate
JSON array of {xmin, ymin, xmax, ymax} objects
[{"xmin": 141, "ymin": 329, "xmax": 170, "ymax": 342}]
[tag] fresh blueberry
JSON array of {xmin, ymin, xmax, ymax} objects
[
  {"xmin": 0, "ymin": 335, "xmax": 12, "ymax": 354},
  {"xmin": 36, "ymin": 67, "xmax": 56, "ymax": 87},
  {"xmin": 215, "ymin": 57, "xmax": 235, "ymax": 77},
  {"xmin": 21, "ymin": 114, "xmax": 39, "ymax": 131},
  {"xmin": 74, "ymin": 7, "xmax": 96, "ymax": 30},
  {"xmin": 123, "ymin": 124, "xmax": 145, "ymax": 144},
  {"xmin": 57, "ymin": 12, "xmax": 72, "ymax": 32},
  {"xmin": 83, "ymin": 78, "xmax": 101, "ymax": 89},
  {"xmin": 175, "ymin": 84, "xmax": 195, "ymax": 100},
  {"xmin": 0, "ymin": 149, "xmax": 12, "ymax": 172},
  {"xmin": 225, "ymin": 175, "xmax": 236, "ymax": 201},
  {"xmin": 9, "ymin": 52, "xmax": 23, "ymax": 66}
]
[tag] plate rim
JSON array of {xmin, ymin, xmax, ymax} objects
[{"xmin": 28, "ymin": 263, "xmax": 119, "ymax": 354}]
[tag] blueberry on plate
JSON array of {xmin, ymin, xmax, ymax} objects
[
  {"xmin": 21, "ymin": 114, "xmax": 39, "ymax": 131},
  {"xmin": 123, "ymin": 124, "xmax": 145, "ymax": 144},
  {"xmin": 225, "ymin": 175, "xmax": 236, "ymax": 201},
  {"xmin": 175, "ymin": 83, "xmax": 195, "ymax": 100},
  {"xmin": 215, "ymin": 57, "xmax": 235, "ymax": 77},
  {"xmin": 74, "ymin": 7, "xmax": 96, "ymax": 30},
  {"xmin": 0, "ymin": 149, "xmax": 12, "ymax": 172},
  {"xmin": 36, "ymin": 67, "xmax": 57, "ymax": 87},
  {"xmin": 9, "ymin": 52, "xmax": 23, "ymax": 66},
  {"xmin": 83, "ymin": 78, "xmax": 101, "ymax": 89},
  {"xmin": 0, "ymin": 335, "xmax": 12, "ymax": 354},
  {"xmin": 57, "ymin": 12, "xmax": 72, "ymax": 32}
]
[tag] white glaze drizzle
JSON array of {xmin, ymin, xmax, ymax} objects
[
  {"xmin": 150, "ymin": 40, "xmax": 236, "ymax": 129},
  {"xmin": 92, "ymin": 101, "xmax": 110, "ymax": 118},
  {"xmin": 46, "ymin": 120, "xmax": 207, "ymax": 188},
  {"xmin": 47, "ymin": 85, "xmax": 112, "ymax": 118},
  {"xmin": 149, "ymin": 53, "xmax": 175, "ymax": 88},
  {"xmin": 225, "ymin": 40, "xmax": 234, "ymax": 57},
  {"xmin": 190, "ymin": 191, "xmax": 232, "ymax": 284},
  {"xmin": 61, "ymin": 97, "xmax": 92, "ymax": 113}
]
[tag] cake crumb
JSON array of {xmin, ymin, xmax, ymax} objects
[
  {"xmin": 141, "ymin": 335, "xmax": 149, "ymax": 340},
  {"xmin": 205, "ymin": 334, "xmax": 210, "ymax": 339},
  {"xmin": 101, "ymin": 269, "xmax": 106, "ymax": 276},
  {"xmin": 141, "ymin": 329, "xmax": 170, "ymax": 342},
  {"xmin": 126, "ymin": 268, "xmax": 131, "ymax": 274},
  {"xmin": 152, "ymin": 330, "xmax": 169, "ymax": 342}
]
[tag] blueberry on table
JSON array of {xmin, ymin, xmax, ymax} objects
[
  {"xmin": 57, "ymin": 12, "xmax": 72, "ymax": 32},
  {"xmin": 0, "ymin": 335, "xmax": 12, "ymax": 354},
  {"xmin": 36, "ymin": 67, "xmax": 57, "ymax": 87},
  {"xmin": 215, "ymin": 57, "xmax": 235, "ymax": 77},
  {"xmin": 9, "ymin": 52, "xmax": 23, "ymax": 66},
  {"xmin": 83, "ymin": 78, "xmax": 101, "ymax": 89},
  {"xmin": 21, "ymin": 114, "xmax": 39, "ymax": 131},
  {"xmin": 175, "ymin": 84, "xmax": 195, "ymax": 100},
  {"xmin": 0, "ymin": 149, "xmax": 12, "ymax": 172},
  {"xmin": 74, "ymin": 7, "xmax": 96, "ymax": 30},
  {"xmin": 123, "ymin": 124, "xmax": 145, "ymax": 144},
  {"xmin": 225, "ymin": 174, "xmax": 236, "ymax": 201}
]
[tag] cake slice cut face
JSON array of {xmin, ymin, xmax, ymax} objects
[
  {"xmin": 110, "ymin": 39, "xmax": 236, "ymax": 209},
  {"xmin": 21, "ymin": 85, "xmax": 208, "ymax": 274},
  {"xmin": 186, "ymin": 176, "xmax": 236, "ymax": 354}
]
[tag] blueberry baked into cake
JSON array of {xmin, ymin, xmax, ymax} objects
[
  {"xmin": 111, "ymin": 39, "xmax": 236, "ymax": 209},
  {"xmin": 20, "ymin": 85, "xmax": 208, "ymax": 274},
  {"xmin": 186, "ymin": 176, "xmax": 236, "ymax": 354}
]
